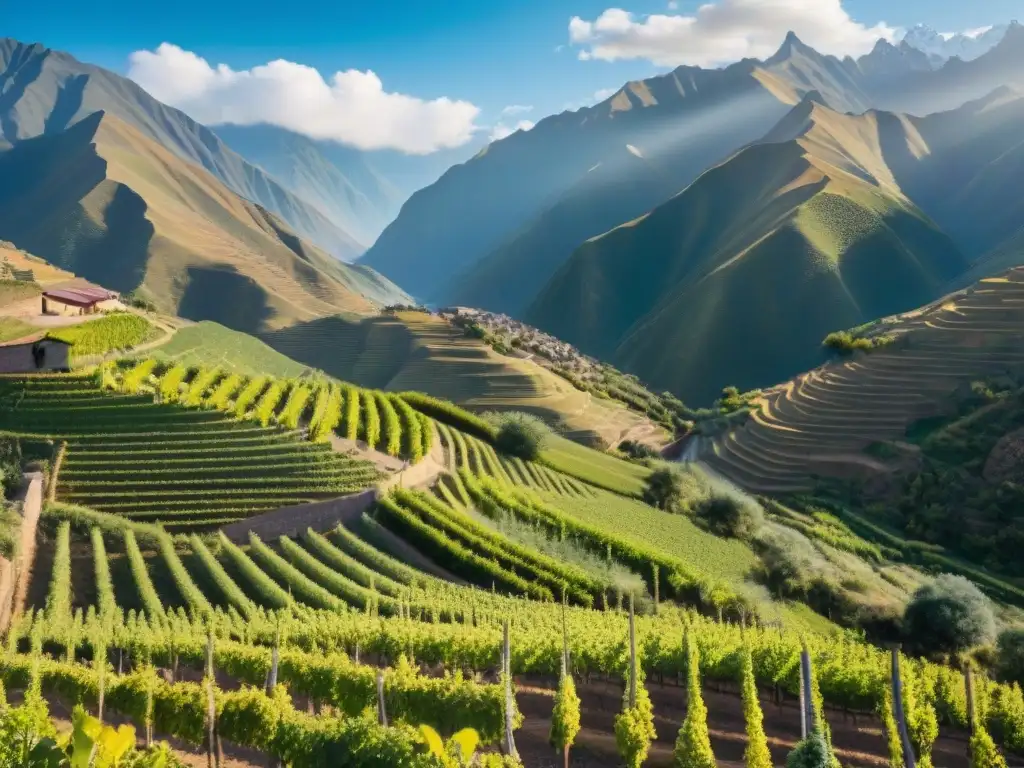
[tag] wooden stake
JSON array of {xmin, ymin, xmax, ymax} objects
[{"xmin": 890, "ymin": 647, "xmax": 917, "ymax": 768}]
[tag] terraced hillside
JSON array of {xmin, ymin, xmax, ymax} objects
[
  {"xmin": 0, "ymin": 373, "xmax": 380, "ymax": 527},
  {"xmin": 703, "ymin": 267, "xmax": 1024, "ymax": 492},
  {"xmin": 263, "ymin": 310, "xmax": 657, "ymax": 447}
]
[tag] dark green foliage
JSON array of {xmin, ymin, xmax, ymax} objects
[
  {"xmin": 786, "ymin": 732, "xmax": 831, "ymax": 768},
  {"xmin": 398, "ymin": 391, "xmax": 498, "ymax": 442},
  {"xmin": 618, "ymin": 441, "xmax": 660, "ymax": 461},
  {"xmin": 642, "ymin": 468, "xmax": 685, "ymax": 512},
  {"xmin": 693, "ymin": 493, "xmax": 764, "ymax": 540},
  {"xmin": 822, "ymin": 330, "xmax": 895, "ymax": 355},
  {"xmin": 903, "ymin": 575, "xmax": 997, "ymax": 656},
  {"xmin": 490, "ymin": 412, "xmax": 549, "ymax": 460},
  {"xmin": 996, "ymin": 629, "xmax": 1024, "ymax": 685},
  {"xmin": 0, "ymin": 435, "xmax": 21, "ymax": 497}
]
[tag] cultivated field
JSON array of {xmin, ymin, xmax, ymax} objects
[{"xmin": 704, "ymin": 267, "xmax": 1024, "ymax": 492}]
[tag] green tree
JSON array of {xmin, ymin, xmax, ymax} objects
[
  {"xmin": 549, "ymin": 660, "xmax": 581, "ymax": 767},
  {"xmin": 903, "ymin": 575, "xmax": 996, "ymax": 656},
  {"xmin": 615, "ymin": 686, "xmax": 656, "ymax": 768},
  {"xmin": 970, "ymin": 728, "xmax": 1008, "ymax": 768},
  {"xmin": 996, "ymin": 629, "xmax": 1024, "ymax": 685},
  {"xmin": 489, "ymin": 412, "xmax": 549, "ymax": 460},
  {"xmin": 674, "ymin": 632, "xmax": 716, "ymax": 768},
  {"xmin": 694, "ymin": 493, "xmax": 764, "ymax": 540},
  {"xmin": 643, "ymin": 468, "xmax": 686, "ymax": 512},
  {"xmin": 787, "ymin": 732, "xmax": 831, "ymax": 768},
  {"xmin": 739, "ymin": 647, "xmax": 772, "ymax": 768}
]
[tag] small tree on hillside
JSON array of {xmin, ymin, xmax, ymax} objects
[
  {"xmin": 694, "ymin": 493, "xmax": 764, "ymax": 540},
  {"xmin": 903, "ymin": 575, "xmax": 996, "ymax": 657},
  {"xmin": 643, "ymin": 468, "xmax": 685, "ymax": 512},
  {"xmin": 489, "ymin": 412, "xmax": 549, "ymax": 460}
]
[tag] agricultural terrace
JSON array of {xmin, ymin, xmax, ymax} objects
[
  {"xmin": 0, "ymin": 372, "xmax": 381, "ymax": 528},
  {"xmin": 261, "ymin": 311, "xmax": 661, "ymax": 448},
  {"xmin": 149, "ymin": 320, "xmax": 310, "ymax": 378},
  {"xmin": 48, "ymin": 312, "xmax": 160, "ymax": 359},
  {"xmin": 11, "ymin": 490, "xmax": 1024, "ymax": 766}
]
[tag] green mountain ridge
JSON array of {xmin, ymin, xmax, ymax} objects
[{"xmin": 526, "ymin": 100, "xmax": 969, "ymax": 405}]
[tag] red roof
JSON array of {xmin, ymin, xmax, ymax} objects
[{"xmin": 43, "ymin": 286, "xmax": 116, "ymax": 307}]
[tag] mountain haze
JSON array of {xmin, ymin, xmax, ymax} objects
[
  {"xmin": 0, "ymin": 110, "xmax": 408, "ymax": 332},
  {"xmin": 0, "ymin": 38, "xmax": 363, "ymax": 260},
  {"xmin": 361, "ymin": 28, "xmax": 1024, "ymax": 307},
  {"xmin": 526, "ymin": 98, "xmax": 969, "ymax": 404},
  {"xmin": 361, "ymin": 33, "xmax": 884, "ymax": 302},
  {"xmin": 213, "ymin": 124, "xmax": 404, "ymax": 248}
]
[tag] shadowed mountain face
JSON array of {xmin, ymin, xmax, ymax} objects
[
  {"xmin": 360, "ymin": 26, "xmax": 1024, "ymax": 308},
  {"xmin": 212, "ymin": 124, "xmax": 404, "ymax": 249},
  {"xmin": 0, "ymin": 111, "xmax": 409, "ymax": 333},
  {"xmin": 525, "ymin": 100, "xmax": 970, "ymax": 405},
  {"xmin": 0, "ymin": 37, "xmax": 363, "ymax": 261}
]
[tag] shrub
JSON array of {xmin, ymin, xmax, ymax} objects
[
  {"xmin": 673, "ymin": 633, "xmax": 715, "ymax": 768},
  {"xmin": 903, "ymin": 575, "xmax": 997, "ymax": 656},
  {"xmin": 619, "ymin": 441, "xmax": 660, "ymax": 461},
  {"xmin": 996, "ymin": 629, "xmax": 1024, "ymax": 685},
  {"xmin": 787, "ymin": 732, "xmax": 831, "ymax": 768},
  {"xmin": 0, "ymin": 435, "xmax": 21, "ymax": 497},
  {"xmin": 489, "ymin": 412, "xmax": 549, "ymax": 461},
  {"xmin": 642, "ymin": 468, "xmax": 686, "ymax": 512},
  {"xmin": 693, "ymin": 493, "xmax": 764, "ymax": 540}
]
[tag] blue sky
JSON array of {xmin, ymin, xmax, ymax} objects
[{"xmin": 5, "ymin": 0, "xmax": 1019, "ymax": 152}]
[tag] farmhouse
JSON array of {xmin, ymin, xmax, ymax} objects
[
  {"xmin": 0, "ymin": 333, "xmax": 71, "ymax": 374},
  {"xmin": 41, "ymin": 283, "xmax": 120, "ymax": 316}
]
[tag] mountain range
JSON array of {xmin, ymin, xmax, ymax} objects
[
  {"xmin": 2, "ymin": 25, "xmax": 1024, "ymax": 403},
  {"xmin": 0, "ymin": 38, "xmax": 410, "ymax": 332},
  {"xmin": 359, "ymin": 23, "xmax": 1024, "ymax": 404},
  {"xmin": 900, "ymin": 23, "xmax": 1010, "ymax": 63}
]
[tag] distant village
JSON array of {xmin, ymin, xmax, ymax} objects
[{"xmin": 440, "ymin": 306, "xmax": 600, "ymax": 374}]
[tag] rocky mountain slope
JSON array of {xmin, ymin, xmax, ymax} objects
[
  {"xmin": 525, "ymin": 97, "xmax": 969, "ymax": 405},
  {"xmin": 0, "ymin": 37, "xmax": 363, "ymax": 260},
  {"xmin": 0, "ymin": 111, "xmax": 408, "ymax": 332}
]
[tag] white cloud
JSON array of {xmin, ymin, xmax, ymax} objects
[
  {"xmin": 592, "ymin": 87, "xmax": 619, "ymax": 103},
  {"xmin": 128, "ymin": 43, "xmax": 481, "ymax": 155},
  {"xmin": 489, "ymin": 120, "xmax": 535, "ymax": 142},
  {"xmin": 667, "ymin": 0, "xmax": 679, "ymax": 8},
  {"xmin": 568, "ymin": 0, "xmax": 897, "ymax": 67},
  {"xmin": 501, "ymin": 104, "xmax": 534, "ymax": 116},
  {"xmin": 962, "ymin": 25, "xmax": 995, "ymax": 39}
]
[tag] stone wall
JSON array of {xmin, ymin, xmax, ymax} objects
[{"xmin": 220, "ymin": 489, "xmax": 378, "ymax": 543}]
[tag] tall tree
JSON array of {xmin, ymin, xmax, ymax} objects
[
  {"xmin": 740, "ymin": 647, "xmax": 772, "ymax": 768},
  {"xmin": 673, "ymin": 631, "xmax": 716, "ymax": 768}
]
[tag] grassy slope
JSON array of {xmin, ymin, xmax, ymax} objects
[
  {"xmin": 0, "ymin": 113, "xmax": 407, "ymax": 334},
  {"xmin": 150, "ymin": 321, "xmax": 309, "ymax": 378},
  {"xmin": 526, "ymin": 102, "xmax": 968, "ymax": 406},
  {"xmin": 541, "ymin": 434, "xmax": 652, "ymax": 496},
  {"xmin": 0, "ymin": 317, "xmax": 36, "ymax": 342},
  {"xmin": 262, "ymin": 311, "xmax": 655, "ymax": 448},
  {"xmin": 0, "ymin": 243, "xmax": 77, "ymax": 285}
]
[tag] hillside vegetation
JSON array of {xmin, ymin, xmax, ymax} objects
[
  {"xmin": 704, "ymin": 266, "xmax": 1024, "ymax": 493},
  {"xmin": 528, "ymin": 100, "xmax": 967, "ymax": 405},
  {"xmin": 0, "ymin": 112, "xmax": 408, "ymax": 333},
  {"xmin": 262, "ymin": 310, "xmax": 658, "ymax": 447},
  {"xmin": 0, "ymin": 37, "xmax": 363, "ymax": 259}
]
